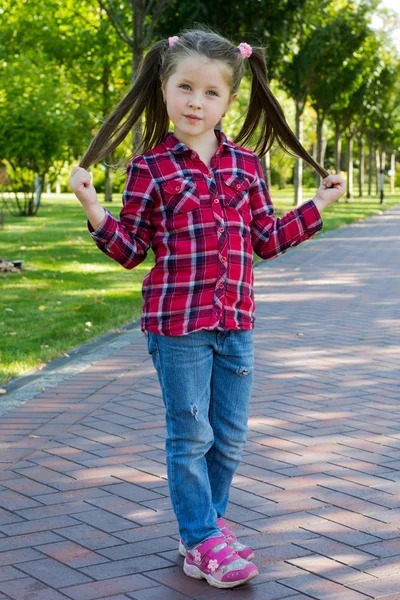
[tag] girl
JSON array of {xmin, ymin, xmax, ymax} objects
[{"xmin": 69, "ymin": 27, "xmax": 345, "ymax": 589}]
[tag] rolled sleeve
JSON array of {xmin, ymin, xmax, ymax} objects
[
  {"xmin": 86, "ymin": 157, "xmax": 156, "ymax": 269},
  {"xmin": 87, "ymin": 209, "xmax": 118, "ymax": 254},
  {"xmin": 249, "ymin": 157, "xmax": 323, "ymax": 260}
]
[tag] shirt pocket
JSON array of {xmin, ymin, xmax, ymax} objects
[
  {"xmin": 161, "ymin": 177, "xmax": 200, "ymax": 214},
  {"xmin": 221, "ymin": 174, "xmax": 251, "ymax": 212}
]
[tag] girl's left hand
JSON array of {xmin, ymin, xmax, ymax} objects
[{"xmin": 315, "ymin": 174, "xmax": 346, "ymax": 207}]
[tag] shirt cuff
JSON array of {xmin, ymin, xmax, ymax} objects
[
  {"xmin": 87, "ymin": 208, "xmax": 119, "ymax": 255},
  {"xmin": 295, "ymin": 198, "xmax": 323, "ymax": 235},
  {"xmin": 87, "ymin": 208, "xmax": 117, "ymax": 241}
]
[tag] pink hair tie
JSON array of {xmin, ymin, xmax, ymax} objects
[
  {"xmin": 238, "ymin": 42, "xmax": 252, "ymax": 59},
  {"xmin": 169, "ymin": 36, "xmax": 179, "ymax": 47}
]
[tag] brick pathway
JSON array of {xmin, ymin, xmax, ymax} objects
[{"xmin": 1, "ymin": 206, "xmax": 400, "ymax": 599}]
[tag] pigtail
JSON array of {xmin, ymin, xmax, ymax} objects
[
  {"xmin": 79, "ymin": 40, "xmax": 170, "ymax": 170},
  {"xmin": 234, "ymin": 47, "xmax": 329, "ymax": 179}
]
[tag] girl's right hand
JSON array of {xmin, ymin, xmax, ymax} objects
[{"xmin": 69, "ymin": 166, "xmax": 98, "ymax": 207}]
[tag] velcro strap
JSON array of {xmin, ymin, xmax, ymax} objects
[
  {"xmin": 206, "ymin": 543, "xmax": 236, "ymax": 565},
  {"xmin": 196, "ymin": 536, "xmax": 226, "ymax": 559}
]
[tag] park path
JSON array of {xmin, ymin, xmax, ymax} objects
[{"xmin": 0, "ymin": 205, "xmax": 400, "ymax": 599}]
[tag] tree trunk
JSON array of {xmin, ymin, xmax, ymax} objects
[
  {"xmin": 104, "ymin": 157, "xmax": 113, "ymax": 203},
  {"xmin": 335, "ymin": 121, "xmax": 341, "ymax": 175},
  {"xmin": 321, "ymin": 138, "xmax": 327, "ymax": 170},
  {"xmin": 316, "ymin": 109, "xmax": 325, "ymax": 167},
  {"xmin": 132, "ymin": 2, "xmax": 145, "ymax": 154},
  {"xmin": 29, "ymin": 174, "xmax": 44, "ymax": 215},
  {"xmin": 375, "ymin": 147, "xmax": 380, "ymax": 196},
  {"xmin": 262, "ymin": 151, "xmax": 271, "ymax": 190},
  {"xmin": 294, "ymin": 102, "xmax": 303, "ymax": 206},
  {"xmin": 102, "ymin": 60, "xmax": 113, "ymax": 203},
  {"xmin": 380, "ymin": 149, "xmax": 386, "ymax": 204},
  {"xmin": 312, "ymin": 143, "xmax": 318, "ymax": 187},
  {"xmin": 346, "ymin": 135, "xmax": 353, "ymax": 201},
  {"xmin": 390, "ymin": 150, "xmax": 395, "ymax": 193},
  {"xmin": 358, "ymin": 138, "xmax": 364, "ymax": 198},
  {"xmin": 315, "ymin": 109, "xmax": 325, "ymax": 187},
  {"xmin": 368, "ymin": 142, "xmax": 373, "ymax": 197}
]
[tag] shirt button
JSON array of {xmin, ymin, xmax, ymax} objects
[
  {"xmin": 221, "ymin": 256, "xmax": 227, "ymax": 262},
  {"xmin": 219, "ymin": 227, "xmax": 225, "ymax": 233},
  {"xmin": 218, "ymin": 283, "xmax": 224, "ymax": 288},
  {"xmin": 175, "ymin": 185, "xmax": 180, "ymax": 191},
  {"xmin": 236, "ymin": 183, "xmax": 242, "ymax": 189},
  {"xmin": 207, "ymin": 173, "xmax": 213, "ymax": 178},
  {"xmin": 214, "ymin": 198, "xmax": 219, "ymax": 203}
]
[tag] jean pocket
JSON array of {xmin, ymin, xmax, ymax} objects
[
  {"xmin": 161, "ymin": 177, "xmax": 200, "ymax": 214},
  {"xmin": 221, "ymin": 174, "xmax": 251, "ymax": 212},
  {"xmin": 146, "ymin": 332, "xmax": 157, "ymax": 356}
]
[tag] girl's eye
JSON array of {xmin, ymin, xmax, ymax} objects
[{"xmin": 179, "ymin": 84, "xmax": 218, "ymax": 96}]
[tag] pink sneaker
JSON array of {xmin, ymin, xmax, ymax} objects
[
  {"xmin": 179, "ymin": 517, "xmax": 255, "ymax": 561},
  {"xmin": 183, "ymin": 535, "xmax": 259, "ymax": 588},
  {"xmin": 217, "ymin": 517, "xmax": 255, "ymax": 560}
]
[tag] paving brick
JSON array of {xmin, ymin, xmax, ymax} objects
[
  {"xmin": 80, "ymin": 554, "xmax": 173, "ymax": 579},
  {"xmin": 54, "ymin": 523, "xmax": 125, "ymax": 550},
  {"xmin": 0, "ymin": 565, "xmax": 26, "ymax": 582},
  {"xmin": 0, "ymin": 507, "xmax": 23, "ymax": 526},
  {"xmin": 98, "ymin": 483, "xmax": 162, "ymax": 503},
  {"xmin": 293, "ymin": 537, "xmax": 378, "ymax": 566},
  {"xmin": 61, "ymin": 574, "xmax": 156, "ymax": 600},
  {"xmin": 0, "ymin": 576, "xmax": 71, "ymax": 599},
  {"xmin": 277, "ymin": 572, "xmax": 373, "ymax": 599},
  {"xmin": 16, "ymin": 557, "xmax": 92, "ymax": 586},
  {"xmin": 126, "ymin": 586, "xmax": 192, "ymax": 600},
  {"xmin": 72, "ymin": 508, "xmax": 138, "ymax": 533},
  {"xmin": 358, "ymin": 537, "xmax": 400, "ymax": 558},
  {"xmin": 0, "ymin": 515, "xmax": 80, "ymax": 536},
  {"xmin": 0, "ymin": 489, "xmax": 40, "ymax": 510},
  {"xmin": 0, "ymin": 548, "xmax": 44, "ymax": 566},
  {"xmin": 98, "ymin": 537, "xmax": 178, "ymax": 560},
  {"xmin": 36, "ymin": 540, "xmax": 108, "ymax": 568},
  {"xmin": 0, "ymin": 531, "xmax": 63, "ymax": 551},
  {"xmin": 14, "ymin": 500, "xmax": 96, "ymax": 520}
]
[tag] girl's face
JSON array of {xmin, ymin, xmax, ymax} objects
[{"xmin": 162, "ymin": 55, "xmax": 237, "ymax": 139}]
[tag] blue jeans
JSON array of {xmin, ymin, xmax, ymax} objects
[{"xmin": 145, "ymin": 328, "xmax": 254, "ymax": 550}]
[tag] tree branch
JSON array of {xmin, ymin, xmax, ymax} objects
[{"xmin": 98, "ymin": 0, "xmax": 134, "ymax": 47}]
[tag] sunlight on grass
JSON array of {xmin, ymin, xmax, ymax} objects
[{"xmin": 1, "ymin": 189, "xmax": 399, "ymax": 385}]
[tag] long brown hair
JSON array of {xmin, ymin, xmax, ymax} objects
[{"xmin": 79, "ymin": 26, "xmax": 328, "ymax": 178}]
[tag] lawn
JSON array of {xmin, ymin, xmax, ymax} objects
[{"xmin": 1, "ymin": 187, "xmax": 399, "ymax": 385}]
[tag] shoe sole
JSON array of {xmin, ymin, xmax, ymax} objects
[
  {"xmin": 183, "ymin": 559, "xmax": 259, "ymax": 588},
  {"xmin": 179, "ymin": 540, "xmax": 255, "ymax": 561}
]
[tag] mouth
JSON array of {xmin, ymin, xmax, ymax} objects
[{"xmin": 184, "ymin": 115, "xmax": 202, "ymax": 121}]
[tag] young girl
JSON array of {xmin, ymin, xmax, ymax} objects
[{"xmin": 70, "ymin": 27, "xmax": 345, "ymax": 589}]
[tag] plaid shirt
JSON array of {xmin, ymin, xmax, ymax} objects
[{"xmin": 88, "ymin": 128, "xmax": 322, "ymax": 336}]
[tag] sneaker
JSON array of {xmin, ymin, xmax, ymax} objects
[
  {"xmin": 179, "ymin": 517, "xmax": 255, "ymax": 560},
  {"xmin": 217, "ymin": 517, "xmax": 255, "ymax": 560},
  {"xmin": 183, "ymin": 535, "xmax": 259, "ymax": 588}
]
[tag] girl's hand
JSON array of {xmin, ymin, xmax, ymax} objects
[
  {"xmin": 314, "ymin": 174, "xmax": 346, "ymax": 210},
  {"xmin": 69, "ymin": 166, "xmax": 98, "ymax": 207}
]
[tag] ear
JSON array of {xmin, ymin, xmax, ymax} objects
[{"xmin": 225, "ymin": 93, "xmax": 237, "ymax": 114}]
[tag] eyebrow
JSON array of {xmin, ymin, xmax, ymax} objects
[{"xmin": 179, "ymin": 78, "xmax": 221, "ymax": 90}]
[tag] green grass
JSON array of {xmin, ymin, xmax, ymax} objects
[{"xmin": 1, "ymin": 188, "xmax": 399, "ymax": 385}]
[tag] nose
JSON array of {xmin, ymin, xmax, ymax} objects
[{"xmin": 188, "ymin": 93, "xmax": 202, "ymax": 110}]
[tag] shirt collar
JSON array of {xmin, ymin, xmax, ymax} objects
[{"xmin": 162, "ymin": 127, "xmax": 229, "ymax": 157}]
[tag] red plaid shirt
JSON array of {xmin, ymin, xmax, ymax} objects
[{"xmin": 88, "ymin": 128, "xmax": 322, "ymax": 336}]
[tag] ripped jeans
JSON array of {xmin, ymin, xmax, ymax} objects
[{"xmin": 145, "ymin": 328, "xmax": 254, "ymax": 550}]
